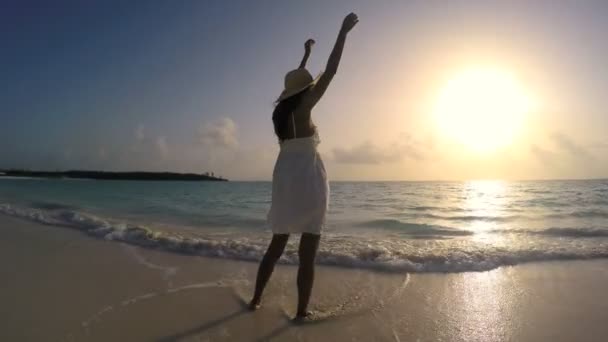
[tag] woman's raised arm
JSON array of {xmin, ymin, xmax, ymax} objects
[
  {"xmin": 308, "ymin": 13, "xmax": 359, "ymax": 103},
  {"xmin": 298, "ymin": 39, "xmax": 315, "ymax": 69}
]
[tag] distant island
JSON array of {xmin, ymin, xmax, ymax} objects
[{"xmin": 0, "ymin": 169, "xmax": 228, "ymax": 181}]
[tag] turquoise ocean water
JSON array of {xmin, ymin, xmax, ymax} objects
[{"xmin": 1, "ymin": 178, "xmax": 607, "ymax": 272}]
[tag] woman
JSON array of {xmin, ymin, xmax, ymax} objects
[{"xmin": 250, "ymin": 12, "xmax": 359, "ymax": 320}]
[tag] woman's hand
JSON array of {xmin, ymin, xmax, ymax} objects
[
  {"xmin": 341, "ymin": 13, "xmax": 359, "ymax": 33},
  {"xmin": 299, "ymin": 39, "xmax": 315, "ymax": 69},
  {"xmin": 305, "ymin": 39, "xmax": 315, "ymax": 52}
]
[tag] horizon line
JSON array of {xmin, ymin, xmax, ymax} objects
[{"xmin": 1, "ymin": 168, "xmax": 606, "ymax": 183}]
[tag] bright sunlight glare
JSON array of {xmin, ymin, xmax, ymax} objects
[{"xmin": 433, "ymin": 67, "xmax": 535, "ymax": 153}]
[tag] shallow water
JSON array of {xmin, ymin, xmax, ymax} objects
[{"xmin": 1, "ymin": 178, "xmax": 607, "ymax": 272}]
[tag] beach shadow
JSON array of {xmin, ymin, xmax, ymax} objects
[
  {"xmin": 156, "ymin": 292, "xmax": 249, "ymax": 342},
  {"xmin": 253, "ymin": 309, "xmax": 353, "ymax": 341},
  {"xmin": 231, "ymin": 288, "xmax": 253, "ymax": 310},
  {"xmin": 156, "ymin": 309, "xmax": 246, "ymax": 342},
  {"xmin": 255, "ymin": 322, "xmax": 292, "ymax": 342}
]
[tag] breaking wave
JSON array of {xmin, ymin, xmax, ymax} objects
[
  {"xmin": 2, "ymin": 203, "xmax": 608, "ymax": 273},
  {"xmin": 357, "ymin": 219, "xmax": 473, "ymax": 236}
]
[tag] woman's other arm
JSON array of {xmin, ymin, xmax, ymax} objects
[{"xmin": 298, "ymin": 39, "xmax": 315, "ymax": 69}]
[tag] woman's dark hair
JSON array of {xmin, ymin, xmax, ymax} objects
[{"xmin": 272, "ymin": 88, "xmax": 308, "ymax": 142}]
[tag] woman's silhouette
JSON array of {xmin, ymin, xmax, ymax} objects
[{"xmin": 250, "ymin": 13, "xmax": 359, "ymax": 321}]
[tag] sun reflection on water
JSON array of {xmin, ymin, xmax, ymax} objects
[
  {"xmin": 446, "ymin": 268, "xmax": 523, "ymax": 342},
  {"xmin": 461, "ymin": 180, "xmax": 510, "ymax": 244}
]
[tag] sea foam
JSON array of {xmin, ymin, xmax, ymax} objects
[{"xmin": 2, "ymin": 203, "xmax": 608, "ymax": 273}]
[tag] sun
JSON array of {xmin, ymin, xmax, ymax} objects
[{"xmin": 433, "ymin": 67, "xmax": 534, "ymax": 153}]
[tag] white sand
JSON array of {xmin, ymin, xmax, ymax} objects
[{"xmin": 1, "ymin": 214, "xmax": 608, "ymax": 341}]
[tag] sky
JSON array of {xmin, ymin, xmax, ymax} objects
[{"xmin": 2, "ymin": 0, "xmax": 607, "ymax": 181}]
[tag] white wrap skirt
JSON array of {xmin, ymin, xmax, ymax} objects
[{"xmin": 267, "ymin": 135, "xmax": 329, "ymax": 234}]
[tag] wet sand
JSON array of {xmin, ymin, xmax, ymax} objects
[{"xmin": 1, "ymin": 214, "xmax": 608, "ymax": 341}]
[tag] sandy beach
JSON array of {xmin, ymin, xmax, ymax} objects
[
  {"xmin": 1, "ymin": 214, "xmax": 607, "ymax": 341},
  {"xmin": 4, "ymin": 1, "xmax": 608, "ymax": 341}
]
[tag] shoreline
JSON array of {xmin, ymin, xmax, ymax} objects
[
  {"xmin": 2, "ymin": 214, "xmax": 608, "ymax": 341},
  {"xmin": 0, "ymin": 203, "xmax": 608, "ymax": 274},
  {"xmin": 2, "ymin": 205, "xmax": 608, "ymax": 274}
]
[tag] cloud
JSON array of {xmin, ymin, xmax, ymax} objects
[
  {"xmin": 63, "ymin": 148, "xmax": 73, "ymax": 160},
  {"xmin": 197, "ymin": 117, "xmax": 238, "ymax": 149},
  {"xmin": 130, "ymin": 124, "xmax": 148, "ymax": 154},
  {"xmin": 550, "ymin": 132, "xmax": 591, "ymax": 158},
  {"xmin": 333, "ymin": 142, "xmax": 400, "ymax": 164},
  {"xmin": 332, "ymin": 134, "xmax": 425, "ymax": 164},
  {"xmin": 135, "ymin": 124, "xmax": 145, "ymax": 142},
  {"xmin": 589, "ymin": 141, "xmax": 608, "ymax": 149},
  {"xmin": 530, "ymin": 144, "xmax": 557, "ymax": 164},
  {"xmin": 98, "ymin": 146, "xmax": 108, "ymax": 160},
  {"xmin": 531, "ymin": 132, "xmax": 594, "ymax": 166},
  {"xmin": 156, "ymin": 136, "xmax": 169, "ymax": 159}
]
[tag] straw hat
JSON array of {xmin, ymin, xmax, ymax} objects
[{"xmin": 277, "ymin": 69, "xmax": 321, "ymax": 102}]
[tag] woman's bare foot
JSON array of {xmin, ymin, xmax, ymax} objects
[
  {"xmin": 292, "ymin": 311, "xmax": 314, "ymax": 322},
  {"xmin": 248, "ymin": 298, "xmax": 261, "ymax": 311}
]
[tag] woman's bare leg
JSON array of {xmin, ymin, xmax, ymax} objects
[
  {"xmin": 250, "ymin": 234, "xmax": 289, "ymax": 309},
  {"xmin": 296, "ymin": 233, "xmax": 321, "ymax": 318}
]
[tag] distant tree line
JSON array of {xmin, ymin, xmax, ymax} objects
[{"xmin": 0, "ymin": 169, "xmax": 227, "ymax": 182}]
